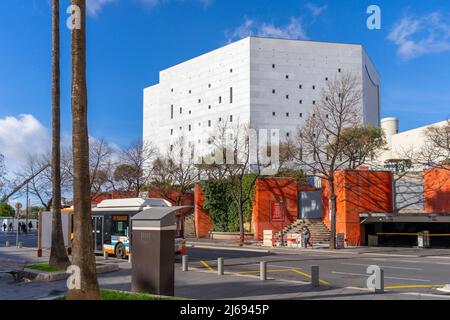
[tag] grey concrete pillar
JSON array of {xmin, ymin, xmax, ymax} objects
[
  {"xmin": 260, "ymin": 261, "xmax": 267, "ymax": 281},
  {"xmin": 5, "ymin": 241, "xmax": 10, "ymax": 247},
  {"xmin": 103, "ymin": 251, "xmax": 108, "ymax": 260},
  {"xmin": 182, "ymin": 255, "xmax": 189, "ymax": 272},
  {"xmin": 217, "ymin": 257, "xmax": 224, "ymax": 275},
  {"xmin": 311, "ymin": 265, "xmax": 320, "ymax": 287}
]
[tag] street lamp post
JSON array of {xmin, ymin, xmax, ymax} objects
[
  {"xmin": 14, "ymin": 202, "xmax": 22, "ymax": 247},
  {"xmin": 280, "ymin": 199, "xmax": 285, "ymax": 247}
]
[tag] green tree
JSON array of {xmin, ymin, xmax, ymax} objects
[{"xmin": 0, "ymin": 203, "xmax": 14, "ymax": 217}]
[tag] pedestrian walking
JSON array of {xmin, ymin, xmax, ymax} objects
[
  {"xmin": 303, "ymin": 226, "xmax": 313, "ymax": 249},
  {"xmin": 2, "ymin": 223, "xmax": 6, "ymax": 232},
  {"xmin": 8, "ymin": 222, "xmax": 13, "ymax": 232},
  {"xmin": 28, "ymin": 221, "xmax": 33, "ymax": 231},
  {"xmin": 21, "ymin": 223, "xmax": 27, "ymax": 234}
]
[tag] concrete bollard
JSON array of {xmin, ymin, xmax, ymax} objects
[
  {"xmin": 260, "ymin": 261, "xmax": 267, "ymax": 281},
  {"xmin": 375, "ymin": 269, "xmax": 384, "ymax": 294},
  {"xmin": 311, "ymin": 265, "xmax": 320, "ymax": 287},
  {"xmin": 103, "ymin": 251, "xmax": 109, "ymax": 260},
  {"xmin": 5, "ymin": 241, "xmax": 10, "ymax": 247},
  {"xmin": 182, "ymin": 255, "xmax": 189, "ymax": 272},
  {"xmin": 128, "ymin": 254, "xmax": 132, "ymax": 264},
  {"xmin": 17, "ymin": 242, "xmax": 23, "ymax": 248},
  {"xmin": 217, "ymin": 257, "xmax": 224, "ymax": 275}
]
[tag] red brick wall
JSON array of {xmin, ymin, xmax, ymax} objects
[
  {"xmin": 424, "ymin": 167, "xmax": 450, "ymax": 213},
  {"xmin": 322, "ymin": 170, "xmax": 393, "ymax": 245},
  {"xmin": 194, "ymin": 184, "xmax": 213, "ymax": 238}
]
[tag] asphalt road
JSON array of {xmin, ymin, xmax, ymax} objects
[{"xmin": 183, "ymin": 246, "xmax": 450, "ymax": 293}]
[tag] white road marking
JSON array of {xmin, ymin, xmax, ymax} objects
[
  {"xmin": 340, "ymin": 262, "xmax": 422, "ymax": 271},
  {"xmin": 361, "ymin": 253, "xmax": 418, "ymax": 258},
  {"xmin": 331, "ymin": 271, "xmax": 431, "ymax": 282}
]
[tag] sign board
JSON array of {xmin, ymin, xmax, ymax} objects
[
  {"xmin": 286, "ymin": 233, "xmax": 302, "ymax": 248},
  {"xmin": 263, "ymin": 230, "xmax": 273, "ymax": 247},
  {"xmin": 270, "ymin": 201, "xmax": 284, "ymax": 222},
  {"xmin": 336, "ymin": 233, "xmax": 345, "ymax": 249}
]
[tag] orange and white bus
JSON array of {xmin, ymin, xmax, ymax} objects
[{"xmin": 63, "ymin": 198, "xmax": 189, "ymax": 258}]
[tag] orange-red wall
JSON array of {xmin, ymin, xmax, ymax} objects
[
  {"xmin": 424, "ymin": 167, "xmax": 450, "ymax": 213},
  {"xmin": 194, "ymin": 184, "xmax": 213, "ymax": 238},
  {"xmin": 252, "ymin": 178, "xmax": 300, "ymax": 240},
  {"xmin": 322, "ymin": 170, "xmax": 393, "ymax": 246}
]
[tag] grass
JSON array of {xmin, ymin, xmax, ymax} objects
[
  {"xmin": 56, "ymin": 289, "xmax": 182, "ymax": 300},
  {"xmin": 26, "ymin": 262, "xmax": 103, "ymax": 273}
]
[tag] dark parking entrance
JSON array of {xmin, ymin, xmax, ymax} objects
[{"xmin": 361, "ymin": 213, "xmax": 450, "ymax": 248}]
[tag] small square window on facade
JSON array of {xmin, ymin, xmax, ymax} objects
[
  {"xmin": 219, "ymin": 117, "xmax": 222, "ymax": 122},
  {"xmin": 208, "ymin": 83, "xmax": 211, "ymax": 88},
  {"xmin": 179, "ymin": 126, "xmax": 182, "ymax": 130},
  {"xmin": 170, "ymin": 129, "xmax": 173, "ymax": 135},
  {"xmin": 170, "ymin": 145, "xmax": 173, "ymax": 151},
  {"xmin": 272, "ymin": 64, "xmax": 275, "ymax": 68},
  {"xmin": 286, "ymin": 112, "xmax": 289, "ymax": 117},
  {"xmin": 338, "ymin": 68, "xmax": 342, "ymax": 72},
  {"xmin": 286, "ymin": 95, "xmax": 289, "ymax": 99},
  {"xmin": 272, "ymin": 89, "xmax": 276, "ymax": 94},
  {"xmin": 189, "ymin": 90, "xmax": 191, "ymax": 94},
  {"xmin": 170, "ymin": 105, "xmax": 174, "ymax": 119},
  {"xmin": 272, "ymin": 112, "xmax": 276, "ymax": 116},
  {"xmin": 313, "ymin": 113, "xmax": 316, "ymax": 118},
  {"xmin": 299, "ymin": 100, "xmax": 303, "ymax": 104},
  {"xmin": 208, "ymin": 105, "xmax": 211, "ymax": 109},
  {"xmin": 179, "ymin": 107, "xmax": 182, "ymax": 114},
  {"xmin": 171, "ymin": 88, "xmax": 174, "ymax": 92},
  {"xmin": 189, "ymin": 110, "xmax": 191, "ymax": 114},
  {"xmin": 299, "ymin": 84, "xmax": 303, "ymax": 89},
  {"xmin": 313, "ymin": 100, "xmax": 316, "ymax": 105},
  {"xmin": 188, "ymin": 125, "xmax": 191, "ymax": 131},
  {"xmin": 230, "ymin": 115, "xmax": 233, "ymax": 122},
  {"xmin": 299, "ymin": 113, "xmax": 303, "ymax": 118},
  {"xmin": 325, "ymin": 77, "xmax": 328, "ymax": 81},
  {"xmin": 285, "ymin": 75, "xmax": 289, "ymax": 79},
  {"xmin": 230, "ymin": 68, "xmax": 233, "ymax": 73},
  {"xmin": 312, "ymin": 85, "xmax": 316, "ymax": 90},
  {"xmin": 198, "ymin": 99, "xmax": 201, "ymax": 103},
  {"xmin": 219, "ymin": 96, "xmax": 222, "ymax": 104},
  {"xmin": 208, "ymin": 120, "xmax": 211, "ymax": 127},
  {"xmin": 230, "ymin": 87, "xmax": 233, "ymax": 103},
  {"xmin": 286, "ymin": 132, "xmax": 290, "ymax": 137}
]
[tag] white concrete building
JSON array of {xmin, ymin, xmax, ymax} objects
[
  {"xmin": 143, "ymin": 36, "xmax": 381, "ymax": 159},
  {"xmin": 379, "ymin": 117, "xmax": 450, "ymax": 163}
]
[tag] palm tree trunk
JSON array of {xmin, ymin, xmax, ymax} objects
[
  {"xmin": 49, "ymin": 0, "xmax": 70, "ymax": 270},
  {"xmin": 67, "ymin": 0, "xmax": 101, "ymax": 300}
]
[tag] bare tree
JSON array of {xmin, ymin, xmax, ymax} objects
[
  {"xmin": 118, "ymin": 140, "xmax": 157, "ymax": 197},
  {"xmin": 67, "ymin": 0, "xmax": 101, "ymax": 300},
  {"xmin": 151, "ymin": 137, "xmax": 197, "ymax": 205},
  {"xmin": 288, "ymin": 73, "xmax": 367, "ymax": 249},
  {"xmin": 19, "ymin": 155, "xmax": 52, "ymax": 211},
  {"xmin": 0, "ymin": 154, "xmax": 7, "ymax": 197},
  {"xmin": 416, "ymin": 120, "xmax": 450, "ymax": 170},
  {"xmin": 89, "ymin": 138, "xmax": 113, "ymax": 198},
  {"xmin": 202, "ymin": 121, "xmax": 273, "ymax": 245}
]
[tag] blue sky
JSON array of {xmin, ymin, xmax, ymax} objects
[{"xmin": 1, "ymin": 0, "xmax": 450, "ymax": 170}]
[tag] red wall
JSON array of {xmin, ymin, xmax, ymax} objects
[
  {"xmin": 322, "ymin": 170, "xmax": 393, "ymax": 245},
  {"xmin": 424, "ymin": 167, "xmax": 450, "ymax": 213},
  {"xmin": 194, "ymin": 184, "xmax": 213, "ymax": 238}
]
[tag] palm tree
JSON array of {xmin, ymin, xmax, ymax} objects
[
  {"xmin": 49, "ymin": 0, "xmax": 70, "ymax": 270},
  {"xmin": 67, "ymin": 0, "xmax": 101, "ymax": 300}
]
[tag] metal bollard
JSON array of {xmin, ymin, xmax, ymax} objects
[
  {"xmin": 217, "ymin": 257, "xmax": 224, "ymax": 275},
  {"xmin": 311, "ymin": 265, "xmax": 320, "ymax": 287},
  {"xmin": 128, "ymin": 254, "xmax": 132, "ymax": 264},
  {"xmin": 260, "ymin": 261, "xmax": 267, "ymax": 281},
  {"xmin": 5, "ymin": 241, "xmax": 10, "ymax": 247},
  {"xmin": 182, "ymin": 255, "xmax": 189, "ymax": 272},
  {"xmin": 103, "ymin": 251, "xmax": 108, "ymax": 260}
]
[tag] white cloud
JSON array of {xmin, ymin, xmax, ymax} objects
[
  {"xmin": 226, "ymin": 17, "xmax": 308, "ymax": 43},
  {"xmin": 305, "ymin": 3, "xmax": 327, "ymax": 18},
  {"xmin": 0, "ymin": 115, "xmax": 50, "ymax": 171},
  {"xmin": 388, "ymin": 11, "xmax": 450, "ymax": 60},
  {"xmin": 86, "ymin": 0, "xmax": 117, "ymax": 16}
]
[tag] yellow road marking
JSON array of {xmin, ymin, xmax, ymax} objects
[
  {"xmin": 291, "ymin": 268, "xmax": 332, "ymax": 286},
  {"xmin": 199, "ymin": 260, "xmax": 214, "ymax": 271},
  {"xmin": 385, "ymin": 284, "xmax": 445, "ymax": 289},
  {"xmin": 237, "ymin": 269, "xmax": 293, "ymax": 275}
]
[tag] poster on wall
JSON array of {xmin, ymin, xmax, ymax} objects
[{"xmin": 270, "ymin": 201, "xmax": 284, "ymax": 221}]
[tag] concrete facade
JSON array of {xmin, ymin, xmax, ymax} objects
[
  {"xmin": 143, "ymin": 36, "xmax": 381, "ymax": 158},
  {"xmin": 379, "ymin": 117, "xmax": 450, "ymax": 163}
]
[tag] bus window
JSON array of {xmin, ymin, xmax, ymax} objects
[{"xmin": 112, "ymin": 216, "xmax": 128, "ymax": 237}]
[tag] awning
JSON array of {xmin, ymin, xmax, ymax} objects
[{"xmin": 359, "ymin": 213, "xmax": 450, "ymax": 223}]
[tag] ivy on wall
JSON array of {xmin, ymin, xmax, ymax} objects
[{"xmin": 201, "ymin": 174, "xmax": 256, "ymax": 232}]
